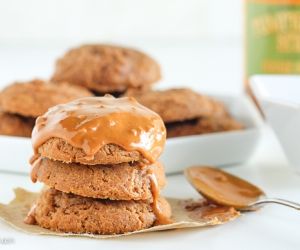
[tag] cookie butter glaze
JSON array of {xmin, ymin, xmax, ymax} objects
[{"xmin": 31, "ymin": 96, "xmax": 166, "ymax": 163}]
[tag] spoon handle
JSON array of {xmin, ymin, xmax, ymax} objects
[{"xmin": 250, "ymin": 198, "xmax": 300, "ymax": 210}]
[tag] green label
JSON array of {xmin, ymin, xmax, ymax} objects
[{"xmin": 246, "ymin": 3, "xmax": 300, "ymax": 77}]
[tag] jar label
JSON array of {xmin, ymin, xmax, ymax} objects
[{"xmin": 246, "ymin": 2, "xmax": 300, "ymax": 76}]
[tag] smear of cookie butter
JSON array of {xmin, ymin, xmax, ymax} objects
[{"xmin": 31, "ymin": 96, "xmax": 166, "ymax": 164}]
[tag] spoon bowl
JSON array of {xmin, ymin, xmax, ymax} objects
[{"xmin": 185, "ymin": 166, "xmax": 300, "ymax": 211}]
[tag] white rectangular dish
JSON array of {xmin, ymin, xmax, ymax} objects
[
  {"xmin": 0, "ymin": 94, "xmax": 263, "ymax": 174},
  {"xmin": 161, "ymin": 94, "xmax": 263, "ymax": 173}
]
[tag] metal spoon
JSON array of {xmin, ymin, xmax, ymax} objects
[
  {"xmin": 184, "ymin": 166, "xmax": 300, "ymax": 211},
  {"xmin": 246, "ymin": 198, "xmax": 300, "ymax": 211}
]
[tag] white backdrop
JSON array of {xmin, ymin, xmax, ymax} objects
[
  {"xmin": 0, "ymin": 0, "xmax": 242, "ymax": 45},
  {"xmin": 0, "ymin": 0, "xmax": 244, "ymax": 94}
]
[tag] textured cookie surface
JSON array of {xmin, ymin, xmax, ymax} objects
[
  {"xmin": 166, "ymin": 117, "xmax": 244, "ymax": 138},
  {"xmin": 32, "ymin": 158, "xmax": 166, "ymax": 200},
  {"xmin": 0, "ymin": 79, "xmax": 92, "ymax": 117},
  {"xmin": 131, "ymin": 88, "xmax": 228, "ymax": 123},
  {"xmin": 0, "ymin": 112, "xmax": 35, "ymax": 137},
  {"xmin": 37, "ymin": 138, "xmax": 145, "ymax": 165},
  {"xmin": 29, "ymin": 188, "xmax": 171, "ymax": 234},
  {"xmin": 51, "ymin": 44, "xmax": 161, "ymax": 93}
]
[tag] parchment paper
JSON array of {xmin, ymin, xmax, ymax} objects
[{"xmin": 0, "ymin": 188, "xmax": 240, "ymax": 238}]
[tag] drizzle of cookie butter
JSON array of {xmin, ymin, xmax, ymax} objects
[
  {"xmin": 31, "ymin": 96, "xmax": 166, "ymax": 164},
  {"xmin": 24, "ymin": 204, "xmax": 37, "ymax": 225},
  {"xmin": 148, "ymin": 165, "xmax": 172, "ymax": 225},
  {"xmin": 29, "ymin": 154, "xmax": 40, "ymax": 165},
  {"xmin": 30, "ymin": 157, "xmax": 43, "ymax": 183}
]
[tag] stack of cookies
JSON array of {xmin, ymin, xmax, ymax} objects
[
  {"xmin": 25, "ymin": 95, "xmax": 171, "ymax": 234},
  {"xmin": 0, "ymin": 79, "xmax": 92, "ymax": 137},
  {"xmin": 51, "ymin": 44, "xmax": 161, "ymax": 96},
  {"xmin": 131, "ymin": 88, "xmax": 244, "ymax": 138}
]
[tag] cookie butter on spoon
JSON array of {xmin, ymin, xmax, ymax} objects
[
  {"xmin": 26, "ymin": 95, "xmax": 171, "ymax": 234},
  {"xmin": 185, "ymin": 166, "xmax": 300, "ymax": 211}
]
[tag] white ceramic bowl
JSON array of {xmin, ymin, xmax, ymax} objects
[{"xmin": 250, "ymin": 75, "xmax": 300, "ymax": 168}]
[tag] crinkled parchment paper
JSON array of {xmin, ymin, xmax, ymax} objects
[{"xmin": 0, "ymin": 188, "xmax": 240, "ymax": 239}]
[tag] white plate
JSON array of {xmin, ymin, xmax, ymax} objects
[
  {"xmin": 250, "ymin": 75, "xmax": 300, "ymax": 169},
  {"xmin": 0, "ymin": 94, "xmax": 263, "ymax": 174},
  {"xmin": 161, "ymin": 94, "xmax": 263, "ymax": 173},
  {"xmin": 0, "ymin": 136, "xmax": 32, "ymax": 174}
]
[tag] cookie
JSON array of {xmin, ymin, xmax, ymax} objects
[
  {"xmin": 26, "ymin": 188, "xmax": 171, "ymax": 234},
  {"xmin": 31, "ymin": 158, "xmax": 166, "ymax": 200},
  {"xmin": 131, "ymin": 88, "xmax": 229, "ymax": 123},
  {"xmin": 51, "ymin": 44, "xmax": 161, "ymax": 94},
  {"xmin": 32, "ymin": 96, "xmax": 166, "ymax": 165},
  {"xmin": 0, "ymin": 112, "xmax": 35, "ymax": 137},
  {"xmin": 167, "ymin": 116, "xmax": 244, "ymax": 138},
  {"xmin": 0, "ymin": 79, "xmax": 92, "ymax": 117},
  {"xmin": 37, "ymin": 138, "xmax": 145, "ymax": 165}
]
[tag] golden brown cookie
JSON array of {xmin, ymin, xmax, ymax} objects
[
  {"xmin": 37, "ymin": 138, "xmax": 146, "ymax": 165},
  {"xmin": 31, "ymin": 158, "xmax": 166, "ymax": 200},
  {"xmin": 0, "ymin": 112, "xmax": 35, "ymax": 137},
  {"xmin": 0, "ymin": 79, "xmax": 92, "ymax": 117},
  {"xmin": 26, "ymin": 188, "xmax": 171, "ymax": 234},
  {"xmin": 166, "ymin": 116, "xmax": 244, "ymax": 138},
  {"xmin": 51, "ymin": 44, "xmax": 161, "ymax": 94},
  {"xmin": 131, "ymin": 88, "xmax": 229, "ymax": 123}
]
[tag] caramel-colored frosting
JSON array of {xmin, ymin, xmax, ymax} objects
[
  {"xmin": 24, "ymin": 204, "xmax": 37, "ymax": 225},
  {"xmin": 31, "ymin": 96, "xmax": 166, "ymax": 163},
  {"xmin": 30, "ymin": 156, "xmax": 42, "ymax": 183},
  {"xmin": 185, "ymin": 166, "xmax": 264, "ymax": 208},
  {"xmin": 147, "ymin": 164, "xmax": 172, "ymax": 225}
]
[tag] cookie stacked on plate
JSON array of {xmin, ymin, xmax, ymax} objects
[
  {"xmin": 131, "ymin": 88, "xmax": 244, "ymax": 138},
  {"xmin": 0, "ymin": 79, "xmax": 92, "ymax": 137},
  {"xmin": 51, "ymin": 44, "xmax": 161, "ymax": 96},
  {"xmin": 25, "ymin": 95, "xmax": 171, "ymax": 235}
]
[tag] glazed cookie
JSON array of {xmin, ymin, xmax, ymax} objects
[
  {"xmin": 26, "ymin": 188, "xmax": 171, "ymax": 234},
  {"xmin": 31, "ymin": 158, "xmax": 166, "ymax": 200},
  {"xmin": 166, "ymin": 116, "xmax": 244, "ymax": 138},
  {"xmin": 0, "ymin": 112, "xmax": 35, "ymax": 137},
  {"xmin": 51, "ymin": 44, "xmax": 161, "ymax": 94},
  {"xmin": 131, "ymin": 88, "xmax": 229, "ymax": 123},
  {"xmin": 32, "ymin": 96, "xmax": 166, "ymax": 165},
  {"xmin": 0, "ymin": 79, "xmax": 92, "ymax": 117}
]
